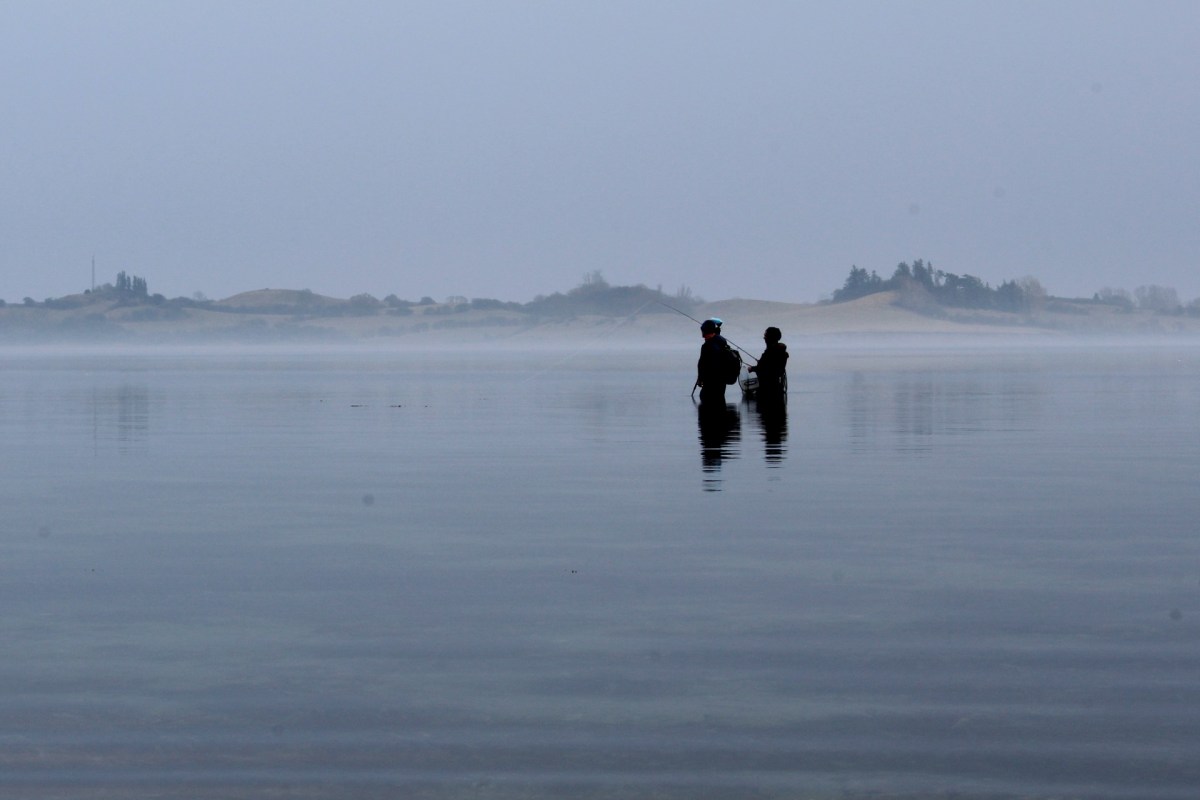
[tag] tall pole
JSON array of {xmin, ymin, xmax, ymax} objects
[{"xmin": 91, "ymin": 255, "xmax": 95, "ymax": 292}]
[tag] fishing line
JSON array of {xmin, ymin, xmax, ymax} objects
[{"xmin": 656, "ymin": 300, "xmax": 758, "ymax": 363}]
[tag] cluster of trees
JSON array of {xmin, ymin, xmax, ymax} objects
[
  {"xmin": 15, "ymin": 264, "xmax": 1200, "ymax": 323},
  {"xmin": 352, "ymin": 273, "xmax": 693, "ymax": 320},
  {"xmin": 831, "ymin": 260, "xmax": 1042, "ymax": 313},
  {"xmin": 831, "ymin": 260, "xmax": 1200, "ymax": 317},
  {"xmin": 124, "ymin": 272, "xmax": 678, "ymax": 320},
  {"xmin": 411, "ymin": 297, "xmax": 524, "ymax": 316},
  {"xmin": 114, "ymin": 271, "xmax": 149, "ymax": 297},
  {"xmin": 32, "ymin": 270, "xmax": 161, "ymax": 310},
  {"xmin": 524, "ymin": 271, "xmax": 696, "ymax": 318},
  {"xmin": 1091, "ymin": 285, "xmax": 1192, "ymax": 314}
]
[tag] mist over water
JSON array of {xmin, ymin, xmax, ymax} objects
[{"xmin": 2, "ymin": 343, "xmax": 1198, "ymax": 798}]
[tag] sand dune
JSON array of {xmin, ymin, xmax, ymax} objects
[{"xmin": 4, "ymin": 289, "xmax": 1200, "ymax": 345}]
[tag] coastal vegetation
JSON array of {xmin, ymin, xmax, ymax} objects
[
  {"xmin": 829, "ymin": 260, "xmax": 1198, "ymax": 317},
  {"xmin": 0, "ymin": 270, "xmax": 707, "ymax": 342},
  {"xmin": 831, "ymin": 260, "xmax": 1037, "ymax": 312},
  {"xmin": 4, "ymin": 263, "xmax": 1200, "ymax": 342}
]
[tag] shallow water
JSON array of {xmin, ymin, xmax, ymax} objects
[{"xmin": 2, "ymin": 343, "xmax": 1198, "ymax": 798}]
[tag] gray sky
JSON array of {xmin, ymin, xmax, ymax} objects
[{"xmin": 3, "ymin": 0, "xmax": 1198, "ymax": 304}]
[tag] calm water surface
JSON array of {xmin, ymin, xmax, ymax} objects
[{"xmin": 2, "ymin": 343, "xmax": 1198, "ymax": 799}]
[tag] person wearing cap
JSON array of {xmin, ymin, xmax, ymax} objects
[
  {"xmin": 695, "ymin": 318, "xmax": 730, "ymax": 404},
  {"xmin": 746, "ymin": 326, "xmax": 788, "ymax": 404}
]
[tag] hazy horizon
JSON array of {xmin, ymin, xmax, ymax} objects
[{"xmin": 4, "ymin": 1, "xmax": 1198, "ymax": 305}]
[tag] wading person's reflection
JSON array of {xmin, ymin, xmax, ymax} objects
[
  {"xmin": 697, "ymin": 401, "xmax": 740, "ymax": 490},
  {"xmin": 755, "ymin": 400, "xmax": 787, "ymax": 465}
]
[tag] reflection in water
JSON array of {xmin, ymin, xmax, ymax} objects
[
  {"xmin": 845, "ymin": 370, "xmax": 1045, "ymax": 453},
  {"xmin": 92, "ymin": 384, "xmax": 151, "ymax": 450},
  {"xmin": 749, "ymin": 397, "xmax": 788, "ymax": 466},
  {"xmin": 696, "ymin": 401, "xmax": 741, "ymax": 491},
  {"xmin": 6, "ymin": 349, "xmax": 1200, "ymax": 797}
]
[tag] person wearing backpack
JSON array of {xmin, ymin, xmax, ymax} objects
[{"xmin": 696, "ymin": 318, "xmax": 737, "ymax": 405}]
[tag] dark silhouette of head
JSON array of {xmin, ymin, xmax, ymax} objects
[{"xmin": 764, "ymin": 326, "xmax": 782, "ymax": 343}]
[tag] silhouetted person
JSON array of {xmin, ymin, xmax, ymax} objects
[
  {"xmin": 695, "ymin": 318, "xmax": 731, "ymax": 405},
  {"xmin": 747, "ymin": 326, "xmax": 788, "ymax": 405}
]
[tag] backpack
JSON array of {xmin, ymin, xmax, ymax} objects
[{"xmin": 723, "ymin": 342, "xmax": 742, "ymax": 384}]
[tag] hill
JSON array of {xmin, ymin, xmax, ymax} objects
[{"xmin": 3, "ymin": 288, "xmax": 1200, "ymax": 345}]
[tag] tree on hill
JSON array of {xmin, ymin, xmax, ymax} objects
[
  {"xmin": 1134, "ymin": 285, "xmax": 1180, "ymax": 313},
  {"xmin": 525, "ymin": 272, "xmax": 685, "ymax": 318},
  {"xmin": 115, "ymin": 271, "xmax": 149, "ymax": 298},
  {"xmin": 1091, "ymin": 285, "xmax": 1183, "ymax": 314},
  {"xmin": 831, "ymin": 266, "xmax": 884, "ymax": 302},
  {"xmin": 348, "ymin": 293, "xmax": 383, "ymax": 314},
  {"xmin": 829, "ymin": 260, "xmax": 1033, "ymax": 313},
  {"xmin": 1094, "ymin": 287, "xmax": 1135, "ymax": 311}
]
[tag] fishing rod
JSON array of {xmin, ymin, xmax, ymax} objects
[{"xmin": 656, "ymin": 300, "xmax": 759, "ymax": 363}]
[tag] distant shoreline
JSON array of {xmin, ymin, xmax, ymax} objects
[{"xmin": 4, "ymin": 289, "xmax": 1200, "ymax": 345}]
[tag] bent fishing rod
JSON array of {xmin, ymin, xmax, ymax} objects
[{"xmin": 656, "ymin": 300, "xmax": 759, "ymax": 363}]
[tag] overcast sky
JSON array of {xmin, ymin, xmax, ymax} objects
[{"xmin": 3, "ymin": 1, "xmax": 1197, "ymax": 304}]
